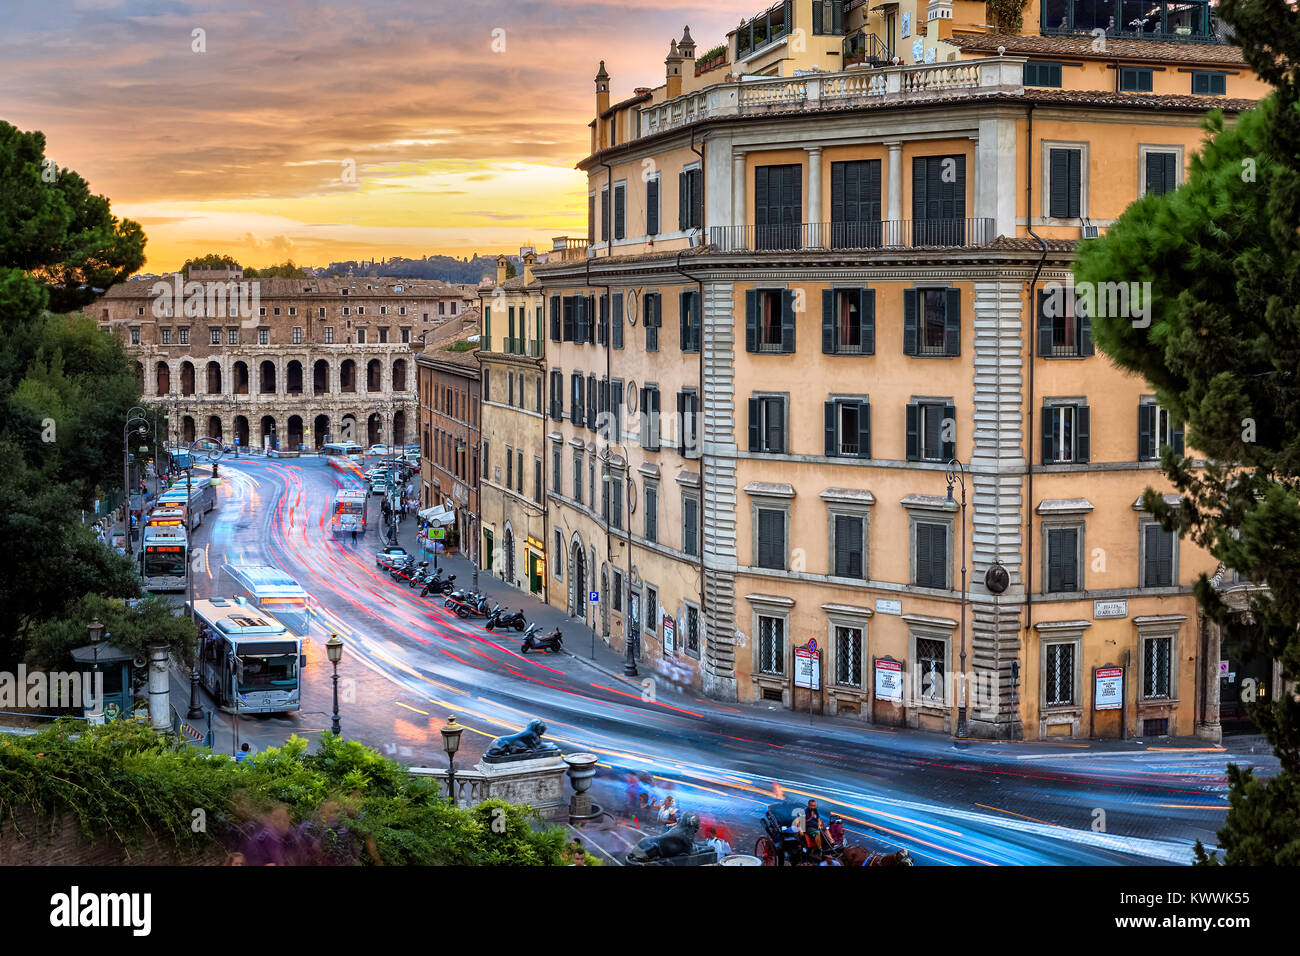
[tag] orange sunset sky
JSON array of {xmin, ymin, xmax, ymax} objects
[{"xmin": 1, "ymin": 0, "xmax": 761, "ymax": 273}]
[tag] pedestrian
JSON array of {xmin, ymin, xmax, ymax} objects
[
  {"xmin": 706, "ymin": 826, "xmax": 732, "ymax": 862},
  {"xmin": 658, "ymin": 794, "xmax": 678, "ymax": 828},
  {"xmin": 351, "ymin": 525, "xmax": 358, "ymax": 544},
  {"xmin": 235, "ymin": 742, "xmax": 251, "ymax": 764}
]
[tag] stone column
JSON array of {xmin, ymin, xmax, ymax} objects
[
  {"xmin": 732, "ymin": 149, "xmax": 746, "ymax": 234},
  {"xmin": 1197, "ymin": 614, "xmax": 1222, "ymax": 744},
  {"xmin": 806, "ymin": 146, "xmax": 822, "ymax": 246},
  {"xmin": 147, "ymin": 643, "xmax": 170, "ymax": 732},
  {"xmin": 886, "ymin": 141, "xmax": 904, "ymax": 227}
]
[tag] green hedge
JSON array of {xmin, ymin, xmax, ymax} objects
[{"xmin": 0, "ymin": 722, "xmax": 565, "ymax": 865}]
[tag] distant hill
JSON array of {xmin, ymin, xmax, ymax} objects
[{"xmin": 313, "ymin": 254, "xmax": 514, "ymax": 283}]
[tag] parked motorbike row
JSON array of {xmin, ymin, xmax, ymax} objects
[{"xmin": 386, "ymin": 557, "xmax": 563, "ymax": 654}]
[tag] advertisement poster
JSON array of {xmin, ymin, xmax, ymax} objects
[
  {"xmin": 663, "ymin": 613, "xmax": 675, "ymax": 655},
  {"xmin": 875, "ymin": 659, "xmax": 903, "ymax": 702},
  {"xmin": 1095, "ymin": 667, "xmax": 1123, "ymax": 710}
]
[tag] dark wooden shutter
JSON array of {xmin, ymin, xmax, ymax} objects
[
  {"xmin": 1078, "ymin": 296, "xmax": 1094, "ymax": 355},
  {"xmin": 588, "ymin": 295, "xmax": 597, "ymax": 343},
  {"xmin": 748, "ymin": 397, "xmax": 761, "ymax": 452},
  {"xmin": 911, "ymin": 156, "xmax": 928, "ymax": 226},
  {"xmin": 680, "ymin": 291, "xmax": 689, "ymax": 351},
  {"xmin": 1138, "ymin": 403, "xmax": 1155, "ymax": 460},
  {"xmin": 1076, "ymin": 405, "xmax": 1091, "ymax": 462},
  {"xmin": 601, "ymin": 188, "xmax": 610, "ymax": 241},
  {"xmin": 1158, "ymin": 527, "xmax": 1174, "ymax": 585},
  {"xmin": 857, "ymin": 401, "xmax": 871, "ymax": 458},
  {"xmin": 824, "ymin": 402, "xmax": 836, "ymax": 456},
  {"xmin": 598, "ymin": 295, "xmax": 608, "ymax": 346},
  {"xmin": 835, "ymin": 514, "xmax": 862, "ymax": 578},
  {"xmin": 781, "ymin": 290, "xmax": 796, "ymax": 353},
  {"xmin": 941, "ymin": 403, "xmax": 956, "ymax": 460},
  {"xmin": 1050, "ymin": 149, "xmax": 1080, "ymax": 219},
  {"xmin": 1173, "ymin": 426, "xmax": 1185, "ymax": 456},
  {"xmin": 650, "ymin": 388, "xmax": 661, "ymax": 449},
  {"xmin": 1042, "ymin": 406, "xmax": 1057, "ymax": 464},
  {"xmin": 944, "ymin": 288, "xmax": 961, "ymax": 356},
  {"xmin": 678, "ymin": 172, "xmax": 688, "ymax": 231},
  {"xmin": 588, "ymin": 194, "xmax": 595, "ymax": 245},
  {"xmin": 745, "ymin": 290, "xmax": 758, "ymax": 353},
  {"xmin": 758, "ymin": 509, "xmax": 784, "ymax": 569},
  {"xmin": 647, "ymin": 177, "xmax": 659, "ymax": 235},
  {"xmin": 903, "ymin": 289, "xmax": 918, "ymax": 355},
  {"xmin": 613, "ymin": 294, "xmax": 624, "ymax": 349},
  {"xmin": 1162, "ymin": 153, "xmax": 1176, "ymax": 193},
  {"xmin": 587, "ymin": 373, "xmax": 597, "ymax": 431},
  {"xmin": 769, "ymin": 397, "xmax": 785, "ymax": 454},
  {"xmin": 1037, "ymin": 288, "xmax": 1053, "ymax": 356},
  {"xmin": 822, "ymin": 290, "xmax": 835, "ymax": 354},
  {"xmin": 677, "ymin": 391, "xmax": 687, "ymax": 451},
  {"xmin": 860, "ymin": 288, "xmax": 876, "ymax": 354},
  {"xmin": 905, "ymin": 403, "xmax": 919, "ymax": 460},
  {"xmin": 614, "ymin": 183, "xmax": 625, "ymax": 240},
  {"xmin": 550, "ymin": 295, "xmax": 561, "ymax": 341}
]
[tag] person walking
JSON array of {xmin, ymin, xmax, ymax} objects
[
  {"xmin": 706, "ymin": 826, "xmax": 732, "ymax": 862},
  {"xmin": 351, "ymin": 525, "xmax": 358, "ymax": 545}
]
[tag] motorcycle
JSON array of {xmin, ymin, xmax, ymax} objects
[
  {"xmin": 485, "ymin": 607, "xmax": 527, "ymax": 632},
  {"xmin": 443, "ymin": 590, "xmax": 489, "ymax": 618},
  {"xmin": 392, "ymin": 559, "xmax": 424, "ymax": 583},
  {"xmin": 519, "ymin": 623, "xmax": 563, "ymax": 654},
  {"xmin": 419, "ymin": 570, "xmax": 456, "ymax": 597},
  {"xmin": 409, "ymin": 564, "xmax": 439, "ymax": 587}
]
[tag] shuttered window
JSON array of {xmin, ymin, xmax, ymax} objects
[
  {"xmin": 571, "ymin": 373, "xmax": 584, "ymax": 427},
  {"xmin": 644, "ymin": 484, "xmax": 658, "ymax": 542},
  {"xmin": 824, "ymin": 400, "xmax": 871, "ymax": 458},
  {"xmin": 833, "ymin": 514, "xmax": 864, "ymax": 579},
  {"xmin": 640, "ymin": 386, "xmax": 661, "ymax": 450},
  {"xmin": 748, "ymin": 396, "xmax": 787, "ymax": 454},
  {"xmin": 1191, "ymin": 71, "xmax": 1226, "ymax": 95},
  {"xmin": 587, "ymin": 193, "xmax": 595, "ymax": 245},
  {"xmin": 612, "ymin": 293, "xmax": 624, "ymax": 349},
  {"xmin": 1036, "ymin": 286, "xmax": 1093, "ymax": 358},
  {"xmin": 678, "ymin": 167, "xmax": 701, "ymax": 230},
  {"xmin": 1041, "ymin": 403, "xmax": 1091, "ymax": 464},
  {"xmin": 1143, "ymin": 524, "xmax": 1175, "ymax": 588},
  {"xmin": 1144, "ymin": 151, "xmax": 1178, "ymax": 197},
  {"xmin": 683, "ymin": 495, "xmax": 700, "ymax": 556},
  {"xmin": 830, "ymin": 160, "xmax": 881, "ymax": 249},
  {"xmin": 914, "ymin": 521, "xmax": 948, "ymax": 589},
  {"xmin": 644, "ymin": 292, "xmax": 660, "ymax": 351},
  {"xmin": 680, "ymin": 290, "xmax": 701, "ymax": 352},
  {"xmin": 912, "ymin": 155, "xmax": 966, "ymax": 246},
  {"xmin": 905, "ymin": 402, "xmax": 956, "ymax": 462},
  {"xmin": 613, "ymin": 182, "xmax": 625, "ymax": 240},
  {"xmin": 1049, "ymin": 147, "xmax": 1082, "ymax": 219},
  {"xmin": 549, "ymin": 295, "xmax": 561, "ymax": 341},
  {"xmin": 561, "ymin": 297, "xmax": 574, "ymax": 342},
  {"xmin": 1138, "ymin": 403, "xmax": 1184, "ymax": 461},
  {"xmin": 600, "ymin": 186, "xmax": 610, "ymax": 241},
  {"xmin": 647, "ymin": 176, "xmax": 660, "ymax": 235},
  {"xmin": 586, "ymin": 373, "xmax": 597, "ymax": 432},
  {"xmin": 678, "ymin": 390, "xmax": 700, "ymax": 459},
  {"xmin": 745, "ymin": 289, "xmax": 796, "ymax": 354},
  {"xmin": 549, "ymin": 370, "xmax": 562, "ymax": 420},
  {"xmin": 1120, "ymin": 67, "xmax": 1153, "ymax": 92},
  {"xmin": 903, "ymin": 288, "xmax": 960, "ymax": 357},
  {"xmin": 756, "ymin": 507, "xmax": 786, "ymax": 570},
  {"xmin": 822, "ymin": 288, "xmax": 875, "ymax": 354},
  {"xmin": 755, "ymin": 164, "xmax": 802, "ymax": 250},
  {"xmin": 1046, "ymin": 527, "xmax": 1080, "ymax": 593},
  {"xmin": 551, "ymin": 443, "xmax": 561, "ymax": 491},
  {"xmin": 572, "ymin": 451, "xmax": 583, "ymax": 503}
]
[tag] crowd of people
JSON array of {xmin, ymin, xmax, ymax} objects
[{"xmin": 622, "ymin": 772, "xmax": 734, "ymax": 862}]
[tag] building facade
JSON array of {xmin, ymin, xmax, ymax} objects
[
  {"xmin": 535, "ymin": 0, "xmax": 1271, "ymax": 740},
  {"xmin": 416, "ymin": 345, "xmax": 482, "ymax": 569},
  {"xmin": 477, "ymin": 253, "xmax": 550, "ymax": 596},
  {"xmin": 97, "ymin": 271, "xmax": 466, "ymax": 452}
]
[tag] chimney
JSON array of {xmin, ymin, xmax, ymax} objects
[
  {"xmin": 679, "ymin": 25, "xmax": 696, "ymax": 62},
  {"xmin": 523, "ymin": 250, "xmax": 537, "ymax": 286},
  {"xmin": 495, "ymin": 254, "xmax": 508, "ymax": 286},
  {"xmin": 595, "ymin": 60, "xmax": 611, "ymax": 119},
  {"xmin": 665, "ymin": 39, "xmax": 683, "ymax": 99}
]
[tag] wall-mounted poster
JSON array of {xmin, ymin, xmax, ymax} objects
[{"xmin": 901, "ymin": 11, "xmax": 911, "ymax": 37}]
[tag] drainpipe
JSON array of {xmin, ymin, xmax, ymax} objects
[
  {"xmin": 586, "ymin": 246, "xmax": 619, "ymax": 657},
  {"xmin": 674, "ymin": 250, "xmax": 707, "ymax": 618},
  {"xmin": 1024, "ymin": 103, "xmax": 1050, "ymax": 738}
]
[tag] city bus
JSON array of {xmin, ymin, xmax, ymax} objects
[
  {"xmin": 144, "ymin": 507, "xmax": 188, "ymax": 531},
  {"xmin": 321, "ymin": 441, "xmax": 364, "ymax": 469},
  {"xmin": 140, "ymin": 525, "xmax": 188, "ymax": 592},
  {"xmin": 330, "ymin": 489, "xmax": 369, "ymax": 534},
  {"xmin": 190, "ymin": 596, "xmax": 303, "ymax": 714},
  {"xmin": 157, "ymin": 480, "xmax": 215, "ymax": 529},
  {"xmin": 221, "ymin": 564, "xmax": 313, "ymax": 635}
]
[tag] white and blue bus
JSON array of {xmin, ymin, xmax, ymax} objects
[
  {"xmin": 190, "ymin": 597, "xmax": 303, "ymax": 714},
  {"xmin": 140, "ymin": 525, "xmax": 188, "ymax": 592},
  {"xmin": 222, "ymin": 564, "xmax": 312, "ymax": 635},
  {"xmin": 321, "ymin": 441, "xmax": 364, "ymax": 467},
  {"xmin": 156, "ymin": 480, "xmax": 215, "ymax": 530}
]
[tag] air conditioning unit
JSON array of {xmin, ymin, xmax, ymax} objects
[{"xmin": 1081, "ymin": 224, "xmax": 1101, "ymax": 239}]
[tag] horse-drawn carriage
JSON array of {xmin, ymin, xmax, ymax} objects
[{"xmin": 754, "ymin": 802, "xmax": 913, "ymax": 867}]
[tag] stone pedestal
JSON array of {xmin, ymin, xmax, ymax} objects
[{"xmin": 476, "ymin": 755, "xmax": 569, "ymax": 822}]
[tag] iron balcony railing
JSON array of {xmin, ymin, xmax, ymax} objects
[{"xmin": 709, "ymin": 218, "xmax": 996, "ymax": 252}]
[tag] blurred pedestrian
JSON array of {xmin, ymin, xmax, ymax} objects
[
  {"xmin": 706, "ymin": 826, "xmax": 732, "ymax": 862},
  {"xmin": 235, "ymin": 742, "xmax": 251, "ymax": 764},
  {"xmin": 658, "ymin": 795, "xmax": 678, "ymax": 828}
]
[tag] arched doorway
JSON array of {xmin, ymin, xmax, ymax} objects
[
  {"xmin": 286, "ymin": 360, "xmax": 303, "ymax": 395},
  {"xmin": 233, "ymin": 362, "xmax": 249, "ymax": 394},
  {"xmin": 155, "ymin": 361, "xmax": 171, "ymax": 395},
  {"xmin": 313, "ymin": 414, "xmax": 330, "ymax": 448},
  {"xmin": 181, "ymin": 415, "xmax": 195, "ymax": 443},
  {"xmin": 367, "ymin": 413, "xmax": 382, "ymax": 447},
  {"xmin": 393, "ymin": 359, "xmax": 407, "ymax": 391},
  {"xmin": 287, "ymin": 415, "xmax": 303, "ymax": 451},
  {"xmin": 366, "ymin": 359, "xmax": 382, "ymax": 392},
  {"xmin": 259, "ymin": 360, "xmax": 276, "ymax": 394},
  {"xmin": 340, "ymin": 360, "xmax": 356, "ymax": 393},
  {"xmin": 393, "ymin": 410, "xmax": 407, "ymax": 447},
  {"xmin": 260, "ymin": 415, "xmax": 276, "ymax": 450},
  {"xmin": 313, "ymin": 360, "xmax": 330, "ymax": 394},
  {"xmin": 180, "ymin": 361, "xmax": 195, "ymax": 396},
  {"xmin": 503, "ymin": 525, "xmax": 515, "ymax": 587},
  {"xmin": 569, "ymin": 538, "xmax": 587, "ymax": 621},
  {"xmin": 207, "ymin": 416, "xmax": 222, "ymax": 440},
  {"xmin": 206, "ymin": 361, "xmax": 222, "ymax": 394},
  {"xmin": 234, "ymin": 416, "xmax": 249, "ymax": 450}
]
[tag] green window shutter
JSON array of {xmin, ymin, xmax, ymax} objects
[
  {"xmin": 745, "ymin": 291, "xmax": 758, "ymax": 353},
  {"xmin": 857, "ymin": 401, "xmax": 871, "ymax": 459},
  {"xmin": 1037, "ymin": 288, "xmax": 1053, "ymax": 356},
  {"xmin": 915, "ymin": 522, "xmax": 931, "ymax": 586},
  {"xmin": 1172, "ymin": 426, "xmax": 1185, "ymax": 456},
  {"xmin": 780, "ymin": 290, "xmax": 796, "ymax": 353},
  {"xmin": 769, "ymin": 397, "xmax": 786, "ymax": 454},
  {"xmin": 1078, "ymin": 295, "xmax": 1094, "ymax": 355},
  {"xmin": 678, "ymin": 172, "xmax": 689, "ymax": 231},
  {"xmin": 1042, "ymin": 407, "xmax": 1057, "ymax": 464},
  {"xmin": 613, "ymin": 294, "xmax": 624, "ymax": 349},
  {"xmin": 1075, "ymin": 405, "xmax": 1091, "ymax": 462},
  {"xmin": 944, "ymin": 288, "xmax": 961, "ymax": 356},
  {"xmin": 1138, "ymin": 404, "xmax": 1156, "ymax": 460},
  {"xmin": 905, "ymin": 403, "xmax": 919, "ymax": 461},
  {"xmin": 860, "ymin": 288, "xmax": 875, "ymax": 354},
  {"xmin": 647, "ymin": 177, "xmax": 659, "ymax": 235},
  {"xmin": 903, "ymin": 289, "xmax": 918, "ymax": 355},
  {"xmin": 824, "ymin": 402, "xmax": 836, "ymax": 456},
  {"xmin": 822, "ymin": 290, "xmax": 835, "ymax": 354},
  {"xmin": 748, "ymin": 397, "xmax": 761, "ymax": 452},
  {"xmin": 941, "ymin": 403, "xmax": 956, "ymax": 460}
]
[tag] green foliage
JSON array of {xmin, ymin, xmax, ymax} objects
[
  {"xmin": 26, "ymin": 593, "xmax": 195, "ymax": 671},
  {"xmin": 179, "ymin": 253, "xmax": 241, "ymax": 277},
  {"xmin": 697, "ymin": 44, "xmax": 727, "ymax": 65},
  {"xmin": 503, "ymin": 259, "xmax": 518, "ymax": 280},
  {"xmin": 0, "ymin": 122, "xmax": 145, "ymax": 312},
  {"xmin": 444, "ymin": 339, "xmax": 476, "ymax": 352},
  {"xmin": 1077, "ymin": 0, "xmax": 1300, "ymax": 864},
  {"xmin": 0, "ymin": 724, "xmax": 566, "ymax": 865},
  {"xmin": 243, "ymin": 260, "xmax": 307, "ymax": 278},
  {"xmin": 985, "ymin": 0, "xmax": 1028, "ymax": 33}
]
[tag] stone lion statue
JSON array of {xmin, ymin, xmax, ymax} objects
[
  {"xmin": 484, "ymin": 719, "xmax": 559, "ymax": 759},
  {"xmin": 628, "ymin": 811, "xmax": 703, "ymax": 862}
]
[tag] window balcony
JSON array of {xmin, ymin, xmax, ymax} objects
[{"xmin": 710, "ymin": 218, "xmax": 995, "ymax": 252}]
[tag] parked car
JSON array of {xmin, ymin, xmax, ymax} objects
[
  {"xmin": 366, "ymin": 444, "xmax": 389, "ymax": 457},
  {"xmin": 375, "ymin": 546, "xmax": 409, "ymax": 570}
]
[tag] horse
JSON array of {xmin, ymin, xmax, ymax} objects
[{"xmin": 841, "ymin": 846, "xmax": 914, "ymax": 867}]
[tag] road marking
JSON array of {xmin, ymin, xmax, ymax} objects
[
  {"xmin": 975, "ymin": 802, "xmax": 1062, "ymax": 828},
  {"xmin": 395, "ymin": 701, "xmax": 430, "ymax": 716}
]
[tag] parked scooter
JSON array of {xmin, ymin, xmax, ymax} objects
[
  {"xmin": 485, "ymin": 606, "xmax": 527, "ymax": 632},
  {"xmin": 419, "ymin": 569, "xmax": 456, "ymax": 597},
  {"xmin": 519, "ymin": 623, "xmax": 563, "ymax": 654},
  {"xmin": 390, "ymin": 558, "xmax": 421, "ymax": 581},
  {"xmin": 443, "ymin": 590, "xmax": 489, "ymax": 618}
]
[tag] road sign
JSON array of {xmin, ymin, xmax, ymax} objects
[
  {"xmin": 794, "ymin": 645, "xmax": 821, "ymax": 690},
  {"xmin": 589, "ymin": 591, "xmax": 599, "ymax": 603},
  {"xmin": 429, "ymin": 527, "xmax": 445, "ymax": 540},
  {"xmin": 807, "ymin": 638, "xmax": 818, "ymax": 654}
]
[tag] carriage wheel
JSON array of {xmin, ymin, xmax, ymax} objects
[{"xmin": 755, "ymin": 836, "xmax": 779, "ymax": 866}]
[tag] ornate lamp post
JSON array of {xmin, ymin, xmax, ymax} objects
[
  {"xmin": 440, "ymin": 715, "xmax": 465, "ymax": 806},
  {"xmin": 944, "ymin": 458, "xmax": 969, "ymax": 738},
  {"xmin": 87, "ymin": 617, "xmax": 104, "ymax": 725},
  {"xmin": 326, "ymin": 632, "xmax": 344, "ymax": 735},
  {"xmin": 123, "ymin": 407, "xmax": 151, "ymax": 555}
]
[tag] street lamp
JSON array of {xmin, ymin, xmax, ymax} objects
[
  {"xmin": 123, "ymin": 407, "xmax": 151, "ymax": 556},
  {"xmin": 945, "ymin": 458, "xmax": 969, "ymax": 738},
  {"xmin": 440, "ymin": 715, "xmax": 465, "ymax": 806},
  {"xmin": 88, "ymin": 617, "xmax": 104, "ymax": 725},
  {"xmin": 326, "ymin": 632, "xmax": 344, "ymax": 735}
]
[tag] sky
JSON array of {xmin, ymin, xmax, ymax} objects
[{"xmin": 1, "ymin": 0, "xmax": 758, "ymax": 272}]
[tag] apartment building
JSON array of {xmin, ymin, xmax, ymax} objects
[
  {"xmin": 477, "ymin": 253, "xmax": 550, "ymax": 596},
  {"xmin": 97, "ymin": 271, "xmax": 454, "ymax": 450},
  {"xmin": 534, "ymin": 0, "xmax": 1272, "ymax": 740},
  {"xmin": 416, "ymin": 344, "xmax": 481, "ymax": 567}
]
